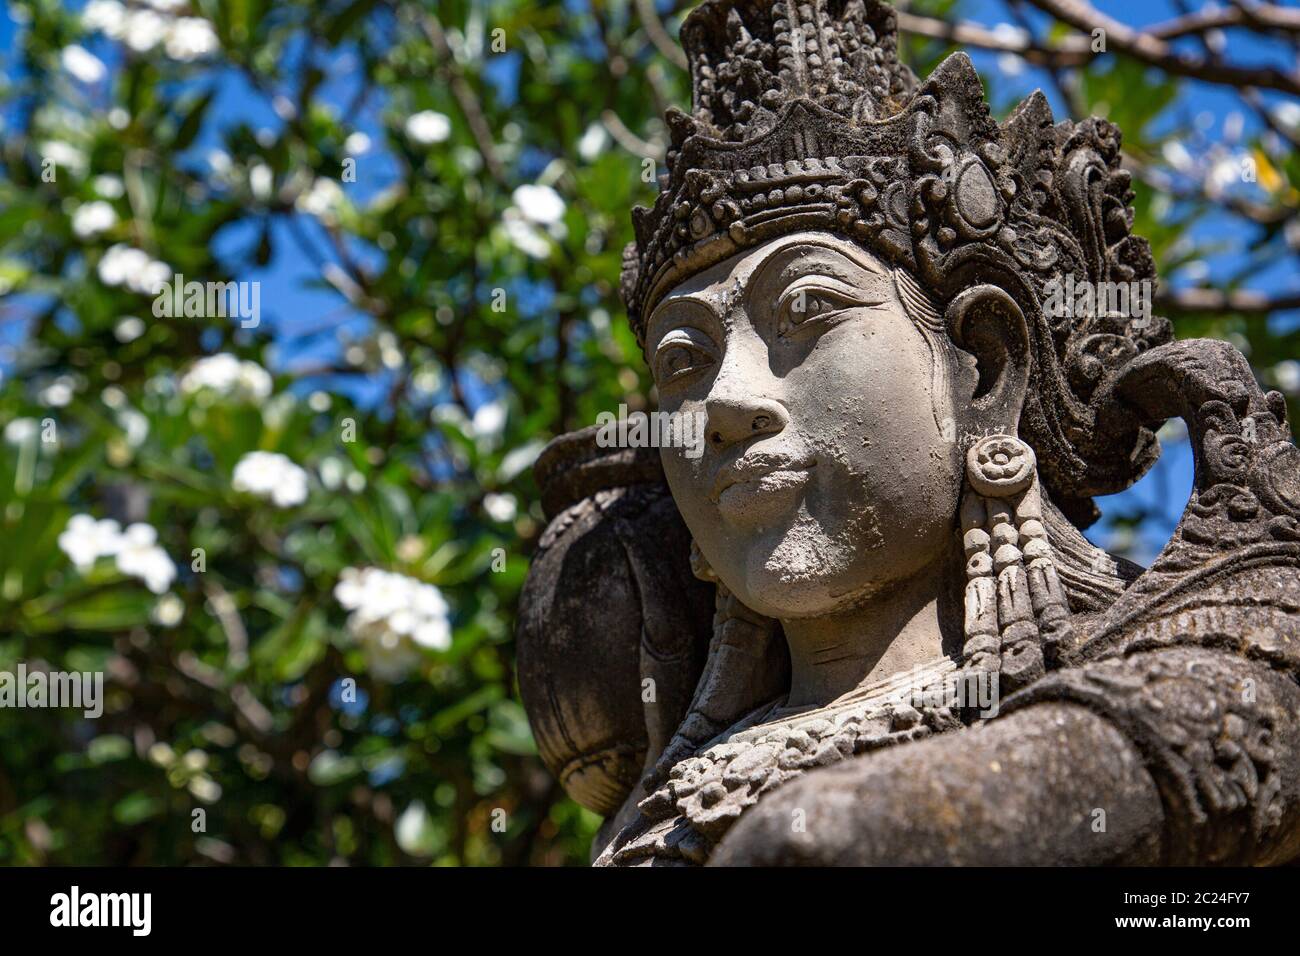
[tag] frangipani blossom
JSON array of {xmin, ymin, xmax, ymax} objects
[
  {"xmin": 57, "ymin": 514, "xmax": 177, "ymax": 593},
  {"xmin": 232, "ymin": 451, "xmax": 309, "ymax": 508},
  {"xmin": 404, "ymin": 110, "xmax": 451, "ymax": 145},
  {"xmin": 334, "ymin": 568, "xmax": 452, "ymax": 681}
]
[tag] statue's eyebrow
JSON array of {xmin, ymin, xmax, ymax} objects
[
  {"xmin": 646, "ymin": 293, "xmax": 725, "ymax": 349},
  {"xmin": 744, "ymin": 240, "xmax": 886, "ymax": 295}
]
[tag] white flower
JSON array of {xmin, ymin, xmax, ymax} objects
[
  {"xmin": 404, "ymin": 110, "xmax": 451, "ymax": 145},
  {"xmin": 98, "ymin": 244, "xmax": 146, "ymax": 285},
  {"xmin": 232, "ymin": 451, "xmax": 309, "ymax": 508},
  {"xmin": 1162, "ymin": 140, "xmax": 1193, "ymax": 172},
  {"xmin": 151, "ymin": 593, "xmax": 185, "ymax": 627},
  {"xmin": 93, "ymin": 174, "xmax": 125, "ymax": 198},
  {"xmin": 318, "ymin": 456, "xmax": 346, "ymax": 490},
  {"xmin": 1275, "ymin": 360, "xmax": 1300, "ymax": 395},
  {"xmin": 512, "ymin": 184, "xmax": 565, "ymax": 225},
  {"xmin": 1206, "ymin": 154, "xmax": 1245, "ymax": 199},
  {"xmin": 249, "ymin": 163, "xmax": 274, "ymax": 200},
  {"xmin": 180, "ymin": 354, "xmax": 273, "ymax": 401},
  {"xmin": 164, "ymin": 17, "xmax": 219, "ymax": 61},
  {"xmin": 114, "ymin": 316, "xmax": 145, "ymax": 342},
  {"xmin": 238, "ymin": 363, "xmax": 272, "ymax": 398},
  {"xmin": 61, "ymin": 45, "xmax": 107, "ymax": 83},
  {"xmin": 57, "ymin": 514, "xmax": 124, "ymax": 571},
  {"xmin": 501, "ymin": 185, "xmax": 566, "ymax": 258},
  {"xmin": 182, "ymin": 352, "xmax": 238, "ymax": 390},
  {"xmin": 501, "ymin": 208, "xmax": 552, "ymax": 259},
  {"xmin": 3, "ymin": 417, "xmax": 37, "ymax": 445},
  {"xmin": 1274, "ymin": 102, "xmax": 1300, "ymax": 132},
  {"xmin": 411, "ymin": 365, "xmax": 441, "ymax": 395},
  {"xmin": 98, "ymin": 244, "xmax": 171, "ymax": 294},
  {"xmin": 207, "ymin": 150, "xmax": 232, "ymax": 176},
  {"xmin": 470, "ymin": 400, "xmax": 506, "ymax": 438},
  {"xmin": 83, "ymin": 0, "xmax": 128, "ymax": 38},
  {"xmin": 118, "ymin": 407, "xmax": 149, "ymax": 447},
  {"xmin": 124, "ymin": 9, "xmax": 168, "ymax": 53},
  {"xmin": 344, "ymin": 132, "xmax": 371, "ymax": 155},
  {"xmin": 140, "ymin": 259, "xmax": 171, "ymax": 294},
  {"xmin": 364, "ymin": 631, "xmax": 422, "ymax": 682},
  {"xmin": 39, "ymin": 377, "xmax": 76, "ymax": 407},
  {"xmin": 395, "ymin": 801, "xmax": 433, "ymax": 856},
  {"xmin": 483, "ymin": 493, "xmax": 517, "ymax": 523},
  {"xmin": 115, "ymin": 523, "xmax": 177, "ymax": 594},
  {"xmin": 334, "ymin": 568, "xmax": 452, "ymax": 681},
  {"xmin": 296, "ymin": 177, "xmax": 344, "ymax": 220},
  {"xmin": 72, "ymin": 201, "xmax": 118, "ymax": 239},
  {"xmin": 40, "ymin": 140, "xmax": 86, "ymax": 174},
  {"xmin": 577, "ymin": 123, "xmax": 609, "ymax": 162}
]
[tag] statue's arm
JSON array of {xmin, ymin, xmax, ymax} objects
[
  {"xmin": 710, "ymin": 698, "xmax": 1166, "ymax": 866},
  {"xmin": 711, "ymin": 646, "xmax": 1300, "ymax": 866}
]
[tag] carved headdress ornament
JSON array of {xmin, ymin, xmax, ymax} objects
[{"xmin": 621, "ymin": 0, "xmax": 1174, "ymax": 521}]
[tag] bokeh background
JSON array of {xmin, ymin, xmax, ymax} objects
[{"xmin": 0, "ymin": 0, "xmax": 1296, "ymax": 865}]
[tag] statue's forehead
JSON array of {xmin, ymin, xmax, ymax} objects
[{"xmin": 652, "ymin": 231, "xmax": 887, "ymax": 320}]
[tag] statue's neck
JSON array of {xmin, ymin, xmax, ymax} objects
[{"xmin": 779, "ymin": 553, "xmax": 955, "ymax": 710}]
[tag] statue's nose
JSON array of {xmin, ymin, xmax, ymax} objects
[{"xmin": 704, "ymin": 394, "xmax": 788, "ymax": 450}]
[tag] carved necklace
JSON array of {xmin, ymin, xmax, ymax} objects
[{"xmin": 606, "ymin": 655, "xmax": 964, "ymax": 866}]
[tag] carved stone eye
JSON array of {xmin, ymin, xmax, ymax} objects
[
  {"xmin": 779, "ymin": 287, "xmax": 857, "ymax": 335},
  {"xmin": 662, "ymin": 345, "xmax": 695, "ymax": 375},
  {"xmin": 655, "ymin": 340, "xmax": 713, "ymax": 383},
  {"xmin": 789, "ymin": 291, "xmax": 840, "ymax": 321}
]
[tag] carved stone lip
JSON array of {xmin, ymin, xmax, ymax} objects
[{"xmin": 710, "ymin": 454, "xmax": 816, "ymax": 502}]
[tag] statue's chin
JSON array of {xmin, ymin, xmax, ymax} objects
[{"xmin": 724, "ymin": 529, "xmax": 872, "ymax": 620}]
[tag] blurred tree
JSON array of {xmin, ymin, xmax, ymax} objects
[{"xmin": 0, "ymin": 0, "xmax": 1295, "ymax": 865}]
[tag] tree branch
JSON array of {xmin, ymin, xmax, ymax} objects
[
  {"xmin": 1157, "ymin": 287, "xmax": 1300, "ymax": 315},
  {"xmin": 895, "ymin": 11, "xmax": 1093, "ymax": 67},
  {"xmin": 1149, "ymin": 3, "xmax": 1300, "ymax": 41},
  {"xmin": 407, "ymin": 5, "xmax": 507, "ymax": 184},
  {"xmin": 636, "ymin": 0, "xmax": 689, "ymax": 70},
  {"xmin": 1025, "ymin": 0, "xmax": 1300, "ymax": 96}
]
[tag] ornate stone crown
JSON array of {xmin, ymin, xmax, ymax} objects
[{"xmin": 621, "ymin": 0, "xmax": 1174, "ymax": 520}]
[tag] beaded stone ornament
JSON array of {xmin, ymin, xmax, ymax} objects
[{"xmin": 960, "ymin": 435, "xmax": 1071, "ymax": 692}]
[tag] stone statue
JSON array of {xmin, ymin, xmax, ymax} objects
[{"xmin": 517, "ymin": 0, "xmax": 1300, "ymax": 866}]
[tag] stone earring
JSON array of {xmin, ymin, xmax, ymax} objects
[{"xmin": 959, "ymin": 435, "xmax": 1071, "ymax": 693}]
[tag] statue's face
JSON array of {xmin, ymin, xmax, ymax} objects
[{"xmin": 647, "ymin": 232, "xmax": 966, "ymax": 619}]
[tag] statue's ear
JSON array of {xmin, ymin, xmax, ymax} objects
[{"xmin": 945, "ymin": 285, "xmax": 1031, "ymax": 433}]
